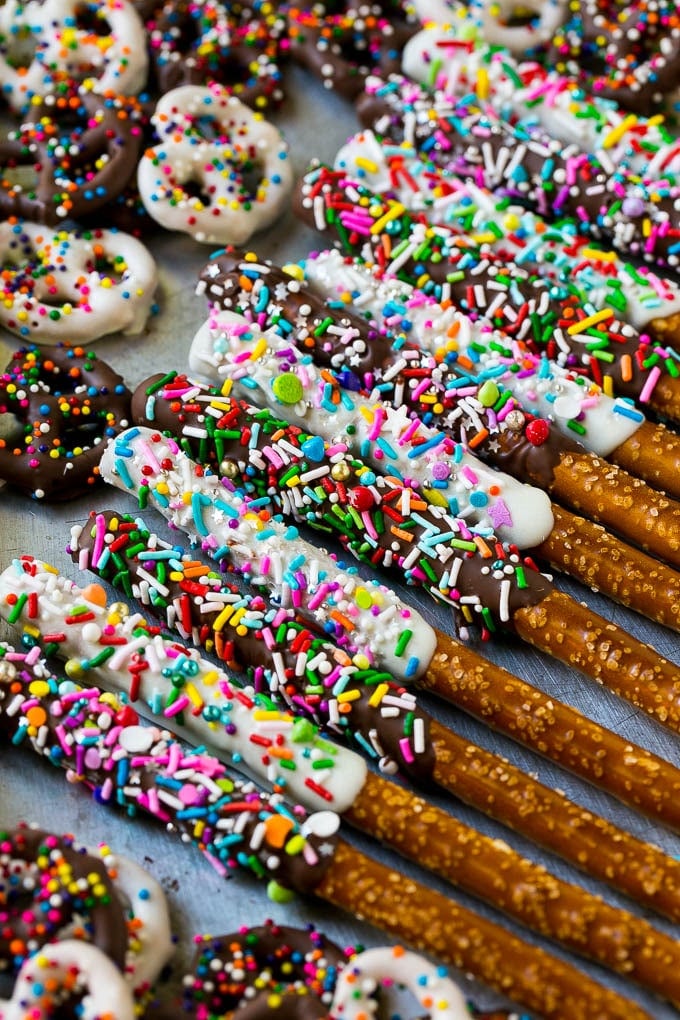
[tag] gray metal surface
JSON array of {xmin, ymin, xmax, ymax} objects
[{"xmin": 2, "ymin": 64, "xmax": 680, "ymax": 1018}]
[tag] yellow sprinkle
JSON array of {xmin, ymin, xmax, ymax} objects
[
  {"xmin": 368, "ymin": 682, "xmax": 389, "ymax": 708},
  {"xmin": 369, "ymin": 202, "xmax": 406, "ymax": 234},
  {"xmin": 601, "ymin": 114, "xmax": 638, "ymax": 149},
  {"xmin": 283, "ymin": 261, "xmax": 304, "ymax": 280},
  {"xmin": 581, "ymin": 247, "xmax": 617, "ymax": 262},
  {"xmin": 337, "ymin": 689, "xmax": 361, "ymax": 703},
  {"xmin": 185, "ymin": 682, "xmax": 204, "ymax": 708},
  {"xmin": 212, "ymin": 604, "xmax": 235, "ymax": 631},
  {"xmin": 355, "ymin": 155, "xmax": 379, "ymax": 173},
  {"xmin": 476, "ymin": 66, "xmax": 489, "ymax": 100},
  {"xmin": 470, "ymin": 231, "xmax": 498, "ymax": 245},
  {"xmin": 566, "ymin": 308, "xmax": 613, "ymax": 334},
  {"xmin": 250, "ymin": 337, "xmax": 268, "ymax": 360}
]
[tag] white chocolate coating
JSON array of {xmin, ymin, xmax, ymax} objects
[
  {"xmin": 474, "ymin": 0, "xmax": 568, "ymax": 54},
  {"xmin": 0, "ymin": 940, "xmax": 137, "ymax": 1020},
  {"xmin": 110, "ymin": 852, "xmax": 174, "ymax": 993},
  {"xmin": 0, "ymin": 556, "xmax": 370, "ymax": 813},
  {"xmin": 0, "ymin": 221, "xmax": 158, "ymax": 344},
  {"xmin": 138, "ymin": 85, "xmax": 293, "ymax": 245},
  {"xmin": 0, "ymin": 0, "xmax": 148, "ymax": 109},
  {"xmin": 98, "ymin": 425, "xmax": 437, "ymax": 681},
  {"xmin": 330, "ymin": 946, "xmax": 470, "ymax": 1019},
  {"xmin": 189, "ymin": 309, "xmax": 554, "ymax": 548},
  {"xmin": 303, "ymin": 249, "xmax": 644, "ymax": 458}
]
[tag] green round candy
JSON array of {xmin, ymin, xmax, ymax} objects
[
  {"xmin": 267, "ymin": 880, "xmax": 296, "ymax": 903},
  {"xmin": 478, "ymin": 380, "xmax": 500, "ymax": 407},
  {"xmin": 272, "ymin": 372, "xmax": 304, "ymax": 405}
]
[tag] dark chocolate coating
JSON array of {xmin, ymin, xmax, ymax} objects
[
  {"xmin": 549, "ymin": 0, "xmax": 680, "ymax": 112},
  {"xmin": 71, "ymin": 506, "xmax": 438, "ymax": 784},
  {"xmin": 131, "ymin": 372, "xmax": 554, "ymax": 635},
  {"xmin": 179, "ymin": 923, "xmax": 347, "ymax": 1018},
  {"xmin": 0, "ymin": 88, "xmax": 144, "ymax": 226},
  {"xmin": 0, "ymin": 824, "xmax": 129, "ymax": 976},
  {"xmin": 287, "ymin": 2, "xmax": 415, "ymax": 99},
  {"xmin": 147, "ymin": 0, "xmax": 285, "ymax": 107},
  {"xmin": 0, "ymin": 344, "xmax": 131, "ymax": 500}
]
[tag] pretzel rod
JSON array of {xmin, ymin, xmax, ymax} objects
[
  {"xmin": 199, "ymin": 248, "xmax": 680, "ymax": 570},
  {"xmin": 401, "ymin": 18, "xmax": 680, "ymax": 190},
  {"xmin": 354, "ymin": 72, "xmax": 680, "ymax": 297},
  {"xmin": 93, "ymin": 419, "xmax": 680, "ymax": 837},
  {"xmin": 131, "ymin": 362, "xmax": 680, "ymax": 643},
  {"xmin": 66, "ymin": 507, "xmax": 680, "ymax": 916},
  {"xmin": 299, "ymin": 245, "xmax": 680, "ymax": 502},
  {"xmin": 536, "ymin": 504, "xmax": 680, "ymax": 631},
  {"xmin": 0, "ymin": 649, "xmax": 653, "ymax": 1020},
  {"xmin": 6, "ymin": 564, "xmax": 680, "ymax": 1002},
  {"xmin": 293, "ymin": 164, "xmax": 680, "ymax": 426},
  {"xmin": 339, "ymin": 112, "xmax": 680, "ymax": 365},
  {"xmin": 180, "ymin": 317, "xmax": 680, "ymax": 727},
  {"xmin": 369, "ymin": 63, "xmax": 680, "ymax": 299}
]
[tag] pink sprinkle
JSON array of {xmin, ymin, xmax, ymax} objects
[
  {"xmin": 164, "ymin": 694, "xmax": 191, "ymax": 717},
  {"xmin": 639, "ymin": 365, "xmax": 662, "ymax": 403}
]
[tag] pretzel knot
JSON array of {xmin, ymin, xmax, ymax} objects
[
  {"xmin": 0, "ymin": 826, "xmax": 131, "ymax": 974},
  {"xmin": 1, "ymin": 940, "xmax": 136, "ymax": 1020},
  {"xmin": 147, "ymin": 0, "xmax": 285, "ymax": 109},
  {"xmin": 0, "ymin": 220, "xmax": 158, "ymax": 344},
  {"xmin": 0, "ymin": 85, "xmax": 146, "ymax": 226},
  {"xmin": 552, "ymin": 0, "xmax": 680, "ymax": 111},
  {"xmin": 137, "ymin": 83, "xmax": 293, "ymax": 244},
  {"xmin": 329, "ymin": 946, "xmax": 470, "ymax": 1019},
  {"xmin": 0, "ymin": 343, "xmax": 131, "ymax": 499},
  {"xmin": 0, "ymin": 0, "xmax": 148, "ymax": 112},
  {"xmin": 180, "ymin": 922, "xmax": 349, "ymax": 1019},
  {"xmin": 287, "ymin": 3, "xmax": 416, "ymax": 99}
]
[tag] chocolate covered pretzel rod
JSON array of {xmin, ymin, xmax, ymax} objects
[
  {"xmin": 401, "ymin": 16, "xmax": 680, "ymax": 180},
  {"xmin": 327, "ymin": 125, "xmax": 680, "ymax": 496},
  {"xmin": 6, "ymin": 568, "xmax": 680, "ymax": 1004},
  {"xmin": 199, "ymin": 247, "xmax": 680, "ymax": 575},
  {"xmin": 342, "ymin": 106, "xmax": 680, "ymax": 359},
  {"xmin": 67, "ymin": 507, "xmax": 680, "ymax": 918},
  {"xmin": 396, "ymin": 34, "xmax": 680, "ymax": 275},
  {"xmin": 184, "ymin": 316, "xmax": 680, "ymax": 731},
  {"xmin": 0, "ymin": 646, "xmax": 653, "ymax": 1020},
  {"xmin": 96, "ymin": 418, "xmax": 680, "ymax": 814},
  {"xmin": 300, "ymin": 241, "xmax": 680, "ymax": 504},
  {"xmin": 293, "ymin": 163, "xmax": 680, "ymax": 425},
  {"xmin": 131, "ymin": 362, "xmax": 680, "ymax": 641}
]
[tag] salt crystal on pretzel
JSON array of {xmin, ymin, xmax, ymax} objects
[{"xmin": 0, "ymin": 221, "xmax": 157, "ymax": 344}]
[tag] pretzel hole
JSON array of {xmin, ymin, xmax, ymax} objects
[
  {"xmin": 0, "ymin": 161, "xmax": 39, "ymax": 194},
  {"xmin": 490, "ymin": 2, "xmax": 544, "ymax": 29},
  {"xmin": 68, "ymin": 1, "xmax": 120, "ymax": 38},
  {"xmin": 0, "ymin": 24, "xmax": 40, "ymax": 71}
]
